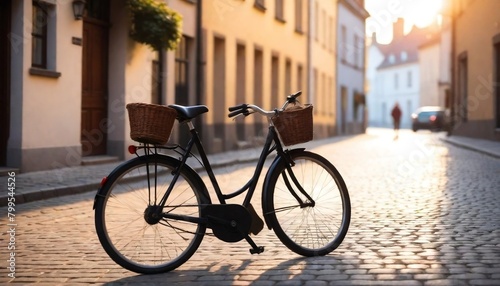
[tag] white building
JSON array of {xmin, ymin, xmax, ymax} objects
[
  {"xmin": 366, "ymin": 36, "xmax": 386, "ymax": 127},
  {"xmin": 336, "ymin": 0, "xmax": 369, "ymax": 135},
  {"xmin": 367, "ymin": 19, "xmax": 440, "ymax": 128}
]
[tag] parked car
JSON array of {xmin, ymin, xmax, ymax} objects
[{"xmin": 411, "ymin": 106, "xmax": 450, "ymax": 132}]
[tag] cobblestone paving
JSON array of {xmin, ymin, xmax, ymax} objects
[{"xmin": 1, "ymin": 129, "xmax": 499, "ymax": 285}]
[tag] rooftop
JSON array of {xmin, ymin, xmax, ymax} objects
[{"xmin": 374, "ymin": 18, "xmax": 441, "ymax": 70}]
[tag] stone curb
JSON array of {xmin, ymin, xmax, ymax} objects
[{"xmin": 439, "ymin": 137, "xmax": 500, "ymax": 160}]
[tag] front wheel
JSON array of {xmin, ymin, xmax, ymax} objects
[
  {"xmin": 264, "ymin": 151, "xmax": 351, "ymax": 256},
  {"xmin": 94, "ymin": 154, "xmax": 210, "ymax": 274}
]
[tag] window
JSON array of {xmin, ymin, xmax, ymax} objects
[
  {"xmin": 285, "ymin": 59, "xmax": 292, "ymax": 95},
  {"xmin": 213, "ymin": 37, "xmax": 226, "ymax": 140},
  {"xmin": 394, "ymin": 73, "xmax": 399, "ymax": 89},
  {"xmin": 321, "ymin": 73, "xmax": 326, "ymax": 115},
  {"xmin": 152, "ymin": 53, "xmax": 161, "ymax": 104},
  {"xmin": 254, "ymin": 48, "xmax": 264, "ymax": 135},
  {"xmin": 327, "ymin": 76, "xmax": 335, "ymax": 116},
  {"xmin": 236, "ymin": 44, "xmax": 246, "ymax": 141},
  {"xmin": 401, "ymin": 51, "xmax": 408, "ymax": 61},
  {"xmin": 458, "ymin": 52, "xmax": 468, "ymax": 122},
  {"xmin": 341, "ymin": 25, "xmax": 347, "ymax": 62},
  {"xmin": 275, "ymin": 0, "xmax": 284, "ymax": 22},
  {"xmin": 175, "ymin": 36, "xmax": 191, "ymax": 106},
  {"xmin": 354, "ymin": 34, "xmax": 359, "ymax": 67},
  {"xmin": 32, "ymin": 1, "xmax": 48, "ymax": 68},
  {"xmin": 329, "ymin": 16, "xmax": 333, "ymax": 52},
  {"xmin": 294, "ymin": 0, "xmax": 303, "ymax": 33},
  {"xmin": 297, "ymin": 64, "xmax": 303, "ymax": 91},
  {"xmin": 388, "ymin": 54, "xmax": 395, "ymax": 64},
  {"xmin": 314, "ymin": 2, "xmax": 319, "ymax": 42},
  {"xmin": 30, "ymin": 1, "xmax": 59, "ymax": 77},
  {"xmin": 358, "ymin": 36, "xmax": 364, "ymax": 68},
  {"xmin": 312, "ymin": 68, "xmax": 318, "ymax": 111},
  {"xmin": 407, "ymin": 71, "xmax": 412, "ymax": 88},
  {"xmin": 322, "ymin": 10, "xmax": 326, "ymax": 48},
  {"xmin": 271, "ymin": 55, "xmax": 279, "ymax": 109},
  {"xmin": 353, "ymin": 91, "xmax": 359, "ymax": 120},
  {"xmin": 254, "ymin": 0, "xmax": 266, "ymax": 11}
]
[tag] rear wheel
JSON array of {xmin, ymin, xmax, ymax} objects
[
  {"xmin": 94, "ymin": 154, "xmax": 209, "ymax": 274},
  {"xmin": 265, "ymin": 151, "xmax": 350, "ymax": 256}
]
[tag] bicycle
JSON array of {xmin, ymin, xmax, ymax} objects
[{"xmin": 93, "ymin": 91, "xmax": 351, "ymax": 274}]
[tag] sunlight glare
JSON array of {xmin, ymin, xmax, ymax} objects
[{"xmin": 403, "ymin": 0, "xmax": 443, "ymax": 28}]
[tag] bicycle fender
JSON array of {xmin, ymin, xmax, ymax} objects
[
  {"xmin": 93, "ymin": 155, "xmax": 211, "ymax": 209},
  {"xmin": 261, "ymin": 148, "xmax": 305, "ymax": 230}
]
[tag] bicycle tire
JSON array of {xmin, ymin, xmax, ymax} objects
[
  {"xmin": 263, "ymin": 150, "xmax": 350, "ymax": 256},
  {"xmin": 94, "ymin": 154, "xmax": 210, "ymax": 274}
]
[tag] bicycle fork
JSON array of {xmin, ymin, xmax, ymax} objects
[{"xmin": 281, "ymin": 165, "xmax": 316, "ymax": 208}]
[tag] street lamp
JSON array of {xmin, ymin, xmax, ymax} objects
[{"xmin": 72, "ymin": 0, "xmax": 86, "ymax": 20}]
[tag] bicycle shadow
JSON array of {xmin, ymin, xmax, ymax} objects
[{"xmin": 100, "ymin": 254, "xmax": 354, "ymax": 285}]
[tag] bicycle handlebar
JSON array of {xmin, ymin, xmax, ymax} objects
[
  {"xmin": 228, "ymin": 91, "xmax": 302, "ymax": 119},
  {"xmin": 228, "ymin": 104, "xmax": 248, "ymax": 112}
]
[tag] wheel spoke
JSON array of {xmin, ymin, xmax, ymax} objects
[
  {"xmin": 268, "ymin": 152, "xmax": 350, "ymax": 256},
  {"xmin": 94, "ymin": 155, "xmax": 207, "ymax": 274}
]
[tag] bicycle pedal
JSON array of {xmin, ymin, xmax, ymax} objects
[
  {"xmin": 250, "ymin": 246, "xmax": 265, "ymax": 255},
  {"xmin": 246, "ymin": 203, "xmax": 264, "ymax": 235}
]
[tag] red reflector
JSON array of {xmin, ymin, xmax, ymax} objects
[
  {"xmin": 430, "ymin": 115, "xmax": 437, "ymax": 121},
  {"xmin": 100, "ymin": 177, "xmax": 108, "ymax": 187},
  {"xmin": 128, "ymin": 145, "xmax": 137, "ymax": 154}
]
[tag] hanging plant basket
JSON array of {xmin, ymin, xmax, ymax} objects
[{"xmin": 127, "ymin": 0, "xmax": 182, "ymax": 51}]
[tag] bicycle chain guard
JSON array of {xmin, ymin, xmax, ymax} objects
[{"xmin": 204, "ymin": 204, "xmax": 252, "ymax": 243}]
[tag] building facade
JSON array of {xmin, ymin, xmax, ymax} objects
[
  {"xmin": 1, "ymin": 0, "xmax": 198, "ymax": 172},
  {"xmin": 1, "ymin": 0, "xmax": 346, "ymax": 173},
  {"xmin": 336, "ymin": 0, "xmax": 369, "ymax": 135},
  {"xmin": 201, "ymin": 0, "xmax": 309, "ymax": 152},
  {"xmin": 366, "ymin": 19, "xmax": 440, "ymax": 128},
  {"xmin": 418, "ymin": 37, "xmax": 442, "ymax": 107},
  {"xmin": 449, "ymin": 0, "xmax": 500, "ymax": 142}
]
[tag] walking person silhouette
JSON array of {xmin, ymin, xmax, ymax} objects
[{"xmin": 391, "ymin": 102, "xmax": 402, "ymax": 140}]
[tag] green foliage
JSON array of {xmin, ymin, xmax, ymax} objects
[{"xmin": 127, "ymin": 0, "xmax": 182, "ymax": 51}]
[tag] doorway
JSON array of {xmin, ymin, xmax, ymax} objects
[
  {"xmin": 340, "ymin": 86, "xmax": 347, "ymax": 134},
  {"xmin": 0, "ymin": 0, "xmax": 12, "ymax": 165},
  {"xmin": 81, "ymin": 0, "xmax": 110, "ymax": 156}
]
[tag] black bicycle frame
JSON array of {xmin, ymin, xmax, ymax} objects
[
  {"xmin": 157, "ymin": 121, "xmax": 315, "ymax": 214},
  {"xmin": 158, "ymin": 124, "xmax": 281, "ymax": 208}
]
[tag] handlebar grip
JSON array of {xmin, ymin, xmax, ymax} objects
[
  {"xmin": 228, "ymin": 104, "xmax": 248, "ymax": 112},
  {"xmin": 228, "ymin": 109, "xmax": 245, "ymax": 118},
  {"xmin": 287, "ymin": 91, "xmax": 302, "ymax": 102}
]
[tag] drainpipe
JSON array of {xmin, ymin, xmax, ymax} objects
[
  {"xmin": 307, "ymin": 0, "xmax": 313, "ymax": 104},
  {"xmin": 195, "ymin": 0, "xmax": 203, "ymax": 137},
  {"xmin": 196, "ymin": 0, "xmax": 203, "ymax": 106},
  {"xmin": 448, "ymin": 1, "xmax": 456, "ymax": 136},
  {"xmin": 159, "ymin": 51, "xmax": 165, "ymax": 105}
]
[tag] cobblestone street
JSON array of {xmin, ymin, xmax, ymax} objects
[{"xmin": 1, "ymin": 129, "xmax": 500, "ymax": 285}]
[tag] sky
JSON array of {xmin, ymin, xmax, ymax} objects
[{"xmin": 364, "ymin": 0, "xmax": 444, "ymax": 44}]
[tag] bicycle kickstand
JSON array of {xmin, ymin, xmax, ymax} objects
[{"xmin": 244, "ymin": 234, "xmax": 265, "ymax": 254}]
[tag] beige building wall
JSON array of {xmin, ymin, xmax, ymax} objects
[
  {"xmin": 202, "ymin": 0, "xmax": 309, "ymax": 152},
  {"xmin": 6, "ymin": 0, "xmax": 340, "ymax": 171},
  {"xmin": 9, "ymin": 1, "xmax": 84, "ymax": 171},
  {"xmin": 453, "ymin": 0, "xmax": 500, "ymax": 141},
  {"xmin": 310, "ymin": 0, "xmax": 337, "ymax": 138},
  {"xmin": 109, "ymin": 0, "xmax": 198, "ymax": 161},
  {"xmin": 419, "ymin": 43, "xmax": 441, "ymax": 107},
  {"xmin": 7, "ymin": 0, "xmax": 197, "ymax": 171}
]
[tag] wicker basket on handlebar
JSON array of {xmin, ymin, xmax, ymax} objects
[
  {"xmin": 272, "ymin": 104, "xmax": 313, "ymax": 146},
  {"xmin": 126, "ymin": 103, "xmax": 177, "ymax": 145}
]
